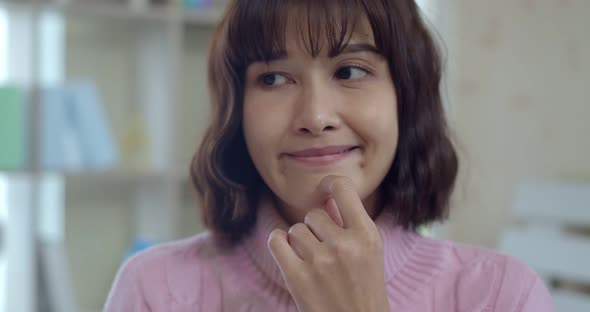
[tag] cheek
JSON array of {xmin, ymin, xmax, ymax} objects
[
  {"xmin": 243, "ymin": 109, "xmax": 272, "ymax": 168},
  {"xmin": 374, "ymin": 96, "xmax": 399, "ymax": 157},
  {"xmin": 242, "ymin": 93, "xmax": 289, "ymax": 164},
  {"xmin": 347, "ymin": 90, "xmax": 398, "ymax": 148},
  {"xmin": 374, "ymin": 103, "xmax": 398, "ymax": 146},
  {"xmin": 243, "ymin": 104, "xmax": 263, "ymax": 149}
]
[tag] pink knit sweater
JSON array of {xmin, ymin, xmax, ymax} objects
[{"xmin": 104, "ymin": 197, "xmax": 554, "ymax": 311}]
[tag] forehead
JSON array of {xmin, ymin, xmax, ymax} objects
[
  {"xmin": 226, "ymin": 0, "xmax": 382, "ymax": 66},
  {"xmin": 283, "ymin": 12, "xmax": 376, "ymax": 58}
]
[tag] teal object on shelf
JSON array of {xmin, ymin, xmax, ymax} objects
[{"xmin": 0, "ymin": 86, "xmax": 27, "ymax": 170}]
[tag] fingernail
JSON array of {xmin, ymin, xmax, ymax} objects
[{"xmin": 319, "ymin": 176, "xmax": 335, "ymax": 194}]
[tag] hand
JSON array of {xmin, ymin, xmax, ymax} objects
[{"xmin": 268, "ymin": 176, "xmax": 390, "ymax": 312}]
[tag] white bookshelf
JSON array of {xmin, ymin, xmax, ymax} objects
[
  {"xmin": 1, "ymin": 1, "xmax": 449, "ymax": 311},
  {"xmin": 0, "ymin": 0, "xmax": 218, "ymax": 311}
]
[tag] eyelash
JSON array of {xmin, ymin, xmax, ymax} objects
[
  {"xmin": 256, "ymin": 64, "xmax": 373, "ymax": 87},
  {"xmin": 336, "ymin": 64, "xmax": 373, "ymax": 80},
  {"xmin": 342, "ymin": 64, "xmax": 372, "ymax": 75}
]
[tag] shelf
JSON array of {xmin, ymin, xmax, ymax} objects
[
  {"xmin": 0, "ymin": 168, "xmax": 192, "ymax": 183},
  {"xmin": 61, "ymin": 2, "xmax": 176, "ymax": 24},
  {"xmin": 1, "ymin": 0, "xmax": 223, "ymax": 27},
  {"xmin": 64, "ymin": 168, "xmax": 191, "ymax": 183}
]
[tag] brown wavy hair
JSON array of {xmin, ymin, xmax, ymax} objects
[{"xmin": 191, "ymin": 0, "xmax": 458, "ymax": 245}]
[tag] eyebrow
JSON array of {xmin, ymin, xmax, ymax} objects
[
  {"xmin": 263, "ymin": 42, "xmax": 380, "ymax": 64},
  {"xmin": 331, "ymin": 43, "xmax": 380, "ymax": 57}
]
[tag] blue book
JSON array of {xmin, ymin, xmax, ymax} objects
[
  {"xmin": 40, "ymin": 85, "xmax": 82, "ymax": 170},
  {"xmin": 40, "ymin": 82, "xmax": 119, "ymax": 171},
  {"xmin": 66, "ymin": 82, "xmax": 119, "ymax": 170}
]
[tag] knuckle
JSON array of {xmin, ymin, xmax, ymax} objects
[
  {"xmin": 332, "ymin": 238, "xmax": 357, "ymax": 256},
  {"xmin": 304, "ymin": 209, "xmax": 323, "ymax": 224},
  {"xmin": 311, "ymin": 252, "xmax": 335, "ymax": 268},
  {"xmin": 288, "ymin": 223, "xmax": 308, "ymax": 235},
  {"xmin": 267, "ymin": 229, "xmax": 284, "ymax": 249},
  {"xmin": 268, "ymin": 229, "xmax": 282, "ymax": 241},
  {"xmin": 368, "ymin": 229, "xmax": 383, "ymax": 245}
]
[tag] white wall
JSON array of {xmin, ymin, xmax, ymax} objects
[{"xmin": 447, "ymin": 0, "xmax": 590, "ymax": 247}]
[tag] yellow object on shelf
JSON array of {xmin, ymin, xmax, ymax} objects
[{"xmin": 119, "ymin": 115, "xmax": 150, "ymax": 172}]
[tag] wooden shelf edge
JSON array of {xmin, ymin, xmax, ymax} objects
[
  {"xmin": 1, "ymin": 169, "xmax": 190, "ymax": 182},
  {"xmin": 1, "ymin": 0, "xmax": 222, "ymax": 27}
]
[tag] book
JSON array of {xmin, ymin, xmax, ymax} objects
[
  {"xmin": 40, "ymin": 82, "xmax": 120, "ymax": 171},
  {"xmin": 0, "ymin": 86, "xmax": 27, "ymax": 170},
  {"xmin": 68, "ymin": 82, "xmax": 119, "ymax": 170},
  {"xmin": 40, "ymin": 85, "xmax": 83, "ymax": 170}
]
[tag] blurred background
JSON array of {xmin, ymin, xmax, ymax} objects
[{"xmin": 0, "ymin": 0, "xmax": 588, "ymax": 311}]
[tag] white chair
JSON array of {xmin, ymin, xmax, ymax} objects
[{"xmin": 499, "ymin": 181, "xmax": 590, "ymax": 312}]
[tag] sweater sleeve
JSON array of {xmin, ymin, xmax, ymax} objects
[
  {"xmin": 103, "ymin": 256, "xmax": 150, "ymax": 312},
  {"xmin": 519, "ymin": 277, "xmax": 554, "ymax": 312}
]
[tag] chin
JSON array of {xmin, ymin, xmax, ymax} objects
[
  {"xmin": 284, "ymin": 190, "xmax": 322, "ymax": 211},
  {"xmin": 269, "ymin": 170, "xmax": 366, "ymax": 219},
  {"xmin": 271, "ymin": 186, "xmax": 324, "ymax": 222}
]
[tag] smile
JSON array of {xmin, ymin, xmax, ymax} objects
[{"xmin": 284, "ymin": 145, "xmax": 360, "ymax": 166}]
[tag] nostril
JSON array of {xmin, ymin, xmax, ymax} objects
[{"xmin": 298, "ymin": 125, "xmax": 335, "ymax": 135}]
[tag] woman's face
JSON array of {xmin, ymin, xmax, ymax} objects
[{"xmin": 243, "ymin": 19, "xmax": 398, "ymax": 223}]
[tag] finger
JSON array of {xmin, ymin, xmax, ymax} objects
[
  {"xmin": 303, "ymin": 209, "xmax": 342, "ymax": 242},
  {"xmin": 324, "ymin": 198, "xmax": 344, "ymax": 227},
  {"xmin": 268, "ymin": 229, "xmax": 302, "ymax": 275},
  {"xmin": 319, "ymin": 175, "xmax": 371, "ymax": 228},
  {"xmin": 287, "ymin": 223, "xmax": 320, "ymax": 261}
]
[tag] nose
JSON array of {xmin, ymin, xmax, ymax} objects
[{"xmin": 292, "ymin": 82, "xmax": 341, "ymax": 136}]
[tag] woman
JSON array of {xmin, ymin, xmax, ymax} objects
[{"xmin": 105, "ymin": 0, "xmax": 554, "ymax": 311}]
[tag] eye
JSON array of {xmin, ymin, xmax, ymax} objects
[
  {"xmin": 258, "ymin": 72, "xmax": 290, "ymax": 87},
  {"xmin": 334, "ymin": 66, "xmax": 369, "ymax": 80}
]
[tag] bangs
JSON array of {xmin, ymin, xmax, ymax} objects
[{"xmin": 225, "ymin": 0, "xmax": 387, "ymax": 70}]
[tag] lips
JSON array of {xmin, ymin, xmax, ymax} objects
[{"xmin": 286, "ymin": 145, "xmax": 359, "ymax": 157}]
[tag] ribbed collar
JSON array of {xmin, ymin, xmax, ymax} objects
[{"xmin": 241, "ymin": 193, "xmax": 446, "ymax": 291}]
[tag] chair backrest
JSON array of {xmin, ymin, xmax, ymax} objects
[{"xmin": 499, "ymin": 181, "xmax": 590, "ymax": 312}]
